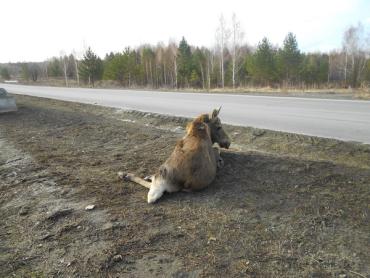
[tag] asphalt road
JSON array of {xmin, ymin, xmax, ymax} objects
[{"xmin": 2, "ymin": 84, "xmax": 370, "ymax": 144}]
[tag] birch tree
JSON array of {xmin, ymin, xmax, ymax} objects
[
  {"xmin": 72, "ymin": 50, "xmax": 80, "ymax": 86},
  {"xmin": 230, "ymin": 13, "xmax": 244, "ymax": 88},
  {"xmin": 205, "ymin": 49, "xmax": 213, "ymax": 89},
  {"xmin": 60, "ymin": 51, "xmax": 68, "ymax": 87},
  {"xmin": 164, "ymin": 42, "xmax": 178, "ymax": 87},
  {"xmin": 215, "ymin": 14, "xmax": 230, "ymax": 88},
  {"xmin": 342, "ymin": 23, "xmax": 368, "ymax": 87},
  {"xmin": 168, "ymin": 42, "xmax": 178, "ymax": 88},
  {"xmin": 155, "ymin": 43, "xmax": 165, "ymax": 87}
]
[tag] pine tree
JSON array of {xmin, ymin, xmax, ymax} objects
[
  {"xmin": 48, "ymin": 58, "xmax": 63, "ymax": 77},
  {"xmin": 79, "ymin": 47, "xmax": 103, "ymax": 87},
  {"xmin": 364, "ymin": 59, "xmax": 370, "ymax": 82},
  {"xmin": 277, "ymin": 32, "xmax": 301, "ymax": 83},
  {"xmin": 103, "ymin": 53, "xmax": 125, "ymax": 83},
  {"xmin": 192, "ymin": 48, "xmax": 207, "ymax": 88},
  {"xmin": 177, "ymin": 37, "xmax": 193, "ymax": 87},
  {"xmin": 247, "ymin": 37, "xmax": 277, "ymax": 85},
  {"xmin": 21, "ymin": 64, "xmax": 30, "ymax": 80},
  {"xmin": 0, "ymin": 67, "xmax": 10, "ymax": 80}
]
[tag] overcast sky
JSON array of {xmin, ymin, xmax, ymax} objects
[{"xmin": 1, "ymin": 0, "xmax": 369, "ymax": 63}]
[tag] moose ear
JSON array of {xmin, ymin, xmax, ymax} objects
[
  {"xmin": 211, "ymin": 106, "xmax": 222, "ymax": 119},
  {"xmin": 198, "ymin": 114, "xmax": 209, "ymax": 123}
]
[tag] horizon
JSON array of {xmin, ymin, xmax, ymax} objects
[{"xmin": 1, "ymin": 0, "xmax": 370, "ymax": 63}]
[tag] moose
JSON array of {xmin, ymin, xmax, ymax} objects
[{"xmin": 119, "ymin": 107, "xmax": 231, "ymax": 203}]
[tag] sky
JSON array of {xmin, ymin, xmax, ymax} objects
[{"xmin": 1, "ymin": 0, "xmax": 369, "ymax": 63}]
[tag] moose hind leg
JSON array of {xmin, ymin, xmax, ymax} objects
[
  {"xmin": 147, "ymin": 181, "xmax": 167, "ymax": 204},
  {"xmin": 147, "ymin": 180, "xmax": 180, "ymax": 204}
]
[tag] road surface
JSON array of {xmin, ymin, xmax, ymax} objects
[{"xmin": 2, "ymin": 84, "xmax": 370, "ymax": 144}]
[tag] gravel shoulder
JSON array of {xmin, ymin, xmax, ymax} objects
[{"xmin": 0, "ymin": 95, "xmax": 369, "ymax": 277}]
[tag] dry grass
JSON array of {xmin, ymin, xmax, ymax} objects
[{"xmin": 14, "ymin": 79, "xmax": 370, "ymax": 99}]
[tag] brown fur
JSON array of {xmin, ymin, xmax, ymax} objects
[
  {"xmin": 194, "ymin": 108, "xmax": 231, "ymax": 149},
  {"xmin": 162, "ymin": 118, "xmax": 217, "ymax": 192},
  {"xmin": 119, "ymin": 108, "xmax": 230, "ymax": 203}
]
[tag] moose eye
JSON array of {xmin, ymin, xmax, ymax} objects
[{"xmin": 217, "ymin": 126, "xmax": 222, "ymax": 130}]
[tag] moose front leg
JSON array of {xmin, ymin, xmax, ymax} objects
[{"xmin": 213, "ymin": 147, "xmax": 224, "ymax": 168}]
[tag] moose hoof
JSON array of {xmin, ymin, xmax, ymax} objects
[
  {"xmin": 117, "ymin": 171, "xmax": 125, "ymax": 179},
  {"xmin": 118, "ymin": 172, "xmax": 132, "ymax": 181}
]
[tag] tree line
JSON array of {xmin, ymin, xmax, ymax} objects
[{"xmin": 1, "ymin": 16, "xmax": 369, "ymax": 89}]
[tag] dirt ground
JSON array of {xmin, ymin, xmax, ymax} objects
[{"xmin": 0, "ymin": 95, "xmax": 369, "ymax": 278}]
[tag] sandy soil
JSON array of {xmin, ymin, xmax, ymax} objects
[{"xmin": 0, "ymin": 95, "xmax": 369, "ymax": 277}]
